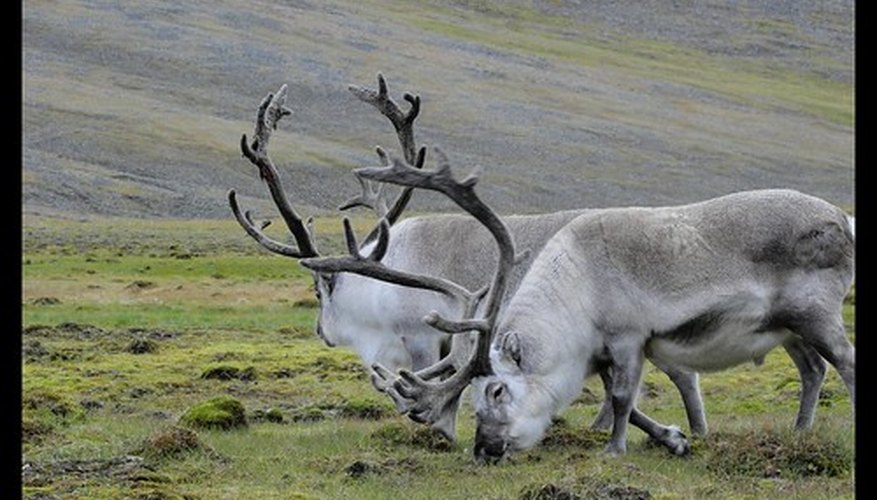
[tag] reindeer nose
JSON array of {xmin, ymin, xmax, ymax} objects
[{"xmin": 474, "ymin": 440, "xmax": 507, "ymax": 464}]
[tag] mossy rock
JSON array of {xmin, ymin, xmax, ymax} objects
[{"xmin": 179, "ymin": 396, "xmax": 247, "ymax": 430}]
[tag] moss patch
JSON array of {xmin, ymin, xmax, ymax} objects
[
  {"xmin": 179, "ymin": 396, "xmax": 247, "ymax": 430},
  {"xmin": 200, "ymin": 365, "xmax": 257, "ymax": 381}
]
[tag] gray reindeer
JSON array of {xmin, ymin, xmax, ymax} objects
[
  {"xmin": 229, "ymin": 76, "xmax": 709, "ymax": 441},
  {"xmin": 301, "ymin": 144, "xmax": 854, "ymax": 459}
]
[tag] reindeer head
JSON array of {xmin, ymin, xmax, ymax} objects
[
  {"xmin": 471, "ymin": 330, "xmax": 556, "ymax": 462},
  {"xmin": 301, "ymin": 142, "xmax": 529, "ymax": 453}
]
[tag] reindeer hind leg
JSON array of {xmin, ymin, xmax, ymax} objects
[{"xmin": 782, "ymin": 337, "xmax": 827, "ymax": 430}]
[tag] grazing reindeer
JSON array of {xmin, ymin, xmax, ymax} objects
[
  {"xmin": 229, "ymin": 77, "xmax": 711, "ymax": 441},
  {"xmin": 302, "ymin": 154, "xmax": 854, "ymax": 459}
]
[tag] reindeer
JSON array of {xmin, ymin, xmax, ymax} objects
[
  {"xmin": 228, "ymin": 76, "xmax": 710, "ymax": 441},
  {"xmin": 301, "ymin": 151, "xmax": 854, "ymax": 460}
]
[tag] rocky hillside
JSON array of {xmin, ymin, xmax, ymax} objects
[{"xmin": 23, "ymin": 0, "xmax": 854, "ymax": 220}]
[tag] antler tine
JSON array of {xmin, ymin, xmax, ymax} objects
[
  {"xmin": 349, "ymin": 73, "xmax": 428, "ymax": 229},
  {"xmin": 228, "ymin": 190, "xmax": 309, "ymax": 258},
  {"xmin": 338, "ymin": 170, "xmax": 390, "ymax": 218},
  {"xmin": 348, "ymin": 73, "xmax": 420, "ymax": 165},
  {"xmin": 358, "ymin": 147, "xmax": 514, "ymax": 343},
  {"xmin": 232, "ymin": 85, "xmax": 319, "ymax": 258}
]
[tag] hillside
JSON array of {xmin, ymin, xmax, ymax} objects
[{"xmin": 22, "ymin": 0, "xmax": 854, "ymax": 220}]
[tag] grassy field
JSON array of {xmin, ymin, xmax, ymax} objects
[{"xmin": 21, "ymin": 215, "xmax": 855, "ymax": 499}]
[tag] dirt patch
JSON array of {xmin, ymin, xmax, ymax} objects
[
  {"xmin": 30, "ymin": 297, "xmax": 62, "ymax": 306},
  {"xmin": 23, "ymin": 340, "xmax": 51, "ymax": 361},
  {"xmin": 344, "ymin": 457, "xmax": 422, "ymax": 478},
  {"xmin": 22, "ymin": 455, "xmax": 154, "ymax": 487},
  {"xmin": 24, "ymin": 322, "xmax": 107, "ymax": 339},
  {"xmin": 127, "ymin": 280, "xmax": 156, "ymax": 290}
]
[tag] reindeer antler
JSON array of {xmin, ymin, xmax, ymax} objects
[
  {"xmin": 229, "ymin": 85, "xmax": 319, "ymax": 258},
  {"xmin": 345, "ymin": 74, "xmax": 428, "ymax": 239}
]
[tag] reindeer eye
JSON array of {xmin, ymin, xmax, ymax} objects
[{"xmin": 488, "ymin": 382, "xmax": 505, "ymax": 401}]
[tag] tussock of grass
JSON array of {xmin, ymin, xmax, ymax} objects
[
  {"xmin": 539, "ymin": 418, "xmax": 610, "ymax": 450},
  {"xmin": 250, "ymin": 407, "xmax": 284, "ymax": 423},
  {"xmin": 24, "ymin": 390, "xmax": 80, "ymax": 418},
  {"xmin": 371, "ymin": 422, "xmax": 456, "ymax": 452},
  {"xmin": 705, "ymin": 428, "xmax": 852, "ymax": 479},
  {"xmin": 518, "ymin": 477, "xmax": 653, "ymax": 500},
  {"xmin": 136, "ymin": 426, "xmax": 211, "ymax": 461},
  {"xmin": 519, "ymin": 482, "xmax": 582, "ymax": 499},
  {"xmin": 127, "ymin": 338, "xmax": 159, "ymax": 354}
]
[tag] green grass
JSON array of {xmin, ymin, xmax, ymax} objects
[{"xmin": 21, "ymin": 216, "xmax": 856, "ymax": 499}]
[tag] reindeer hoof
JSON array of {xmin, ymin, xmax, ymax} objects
[
  {"xmin": 601, "ymin": 443, "xmax": 626, "ymax": 457},
  {"xmin": 664, "ymin": 426, "xmax": 690, "ymax": 456}
]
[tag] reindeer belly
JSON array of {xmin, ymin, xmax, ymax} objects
[{"xmin": 646, "ymin": 308, "xmax": 792, "ymax": 372}]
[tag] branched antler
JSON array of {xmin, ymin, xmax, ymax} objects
[
  {"xmin": 346, "ymin": 74, "xmax": 428, "ymax": 234},
  {"xmin": 348, "ymin": 73, "xmax": 421, "ymax": 165},
  {"xmin": 338, "ymin": 173, "xmax": 389, "ymax": 218},
  {"xmin": 229, "ymin": 85, "xmax": 319, "ymax": 258}
]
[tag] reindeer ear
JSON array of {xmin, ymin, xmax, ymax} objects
[{"xmin": 500, "ymin": 331, "xmax": 523, "ymax": 368}]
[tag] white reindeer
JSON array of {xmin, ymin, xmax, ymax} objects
[
  {"xmin": 300, "ymin": 149, "xmax": 854, "ymax": 460},
  {"xmin": 229, "ymin": 77, "xmax": 711, "ymax": 441}
]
